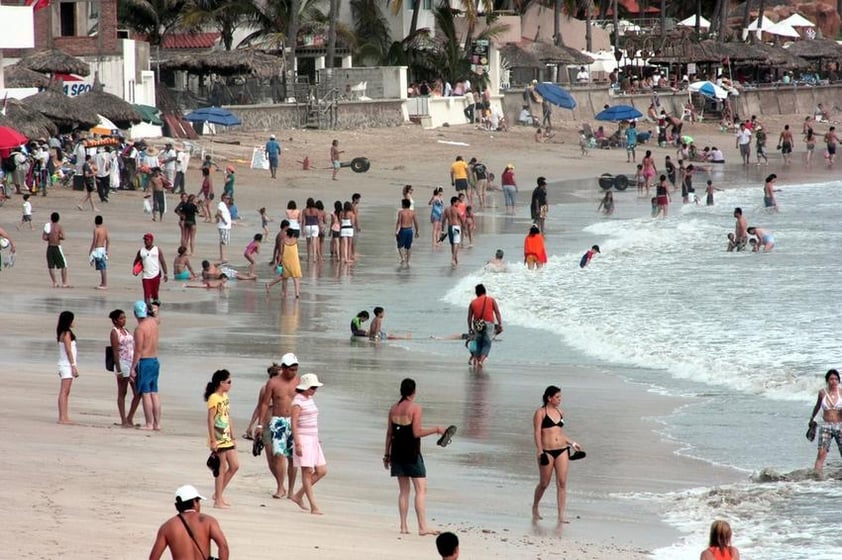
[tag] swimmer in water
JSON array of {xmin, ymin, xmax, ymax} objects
[
  {"xmin": 485, "ymin": 249, "xmax": 508, "ymax": 272},
  {"xmin": 747, "ymin": 226, "xmax": 774, "ymax": 252}
]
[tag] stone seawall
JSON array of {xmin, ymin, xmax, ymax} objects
[{"xmin": 226, "ymin": 100, "xmax": 405, "ymax": 131}]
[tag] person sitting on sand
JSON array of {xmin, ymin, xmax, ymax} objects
[
  {"xmin": 172, "ymin": 246, "xmax": 196, "ymax": 281},
  {"xmin": 183, "ymin": 260, "xmax": 254, "ymax": 287},
  {"xmin": 369, "ymin": 306, "xmax": 411, "ymax": 341},
  {"xmin": 350, "ymin": 310, "xmax": 370, "ymax": 337}
]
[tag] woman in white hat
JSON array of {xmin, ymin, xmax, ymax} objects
[{"xmin": 290, "ymin": 373, "xmax": 326, "ymax": 514}]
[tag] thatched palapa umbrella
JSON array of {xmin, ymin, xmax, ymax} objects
[
  {"xmin": 0, "ymin": 98, "xmax": 58, "ymax": 139},
  {"xmin": 742, "ymin": 42, "xmax": 809, "ymax": 69},
  {"xmin": 784, "ymin": 39, "xmax": 842, "ymax": 60},
  {"xmin": 529, "ymin": 42, "xmax": 594, "ymax": 66},
  {"xmin": 19, "ymin": 48, "xmax": 90, "ymax": 76},
  {"xmin": 4, "ymin": 64, "xmax": 50, "ymax": 88},
  {"xmin": 23, "ymin": 83, "xmax": 99, "ymax": 131},
  {"xmin": 499, "ymin": 43, "xmax": 541, "ymax": 68},
  {"xmin": 72, "ymin": 81, "xmax": 142, "ymax": 129}
]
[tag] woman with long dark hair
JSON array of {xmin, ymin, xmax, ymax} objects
[
  {"xmin": 204, "ymin": 369, "xmax": 238, "ymax": 508},
  {"xmin": 531, "ymin": 385, "xmax": 585, "ymax": 524},
  {"xmin": 56, "ymin": 311, "xmax": 78, "ymax": 424},
  {"xmin": 109, "ymin": 308, "xmax": 138, "ymax": 426},
  {"xmin": 383, "ymin": 378, "xmax": 445, "ymax": 535}
]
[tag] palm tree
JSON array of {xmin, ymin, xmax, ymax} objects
[
  {"xmin": 326, "ymin": 0, "xmax": 341, "ymax": 68},
  {"xmin": 461, "ymin": 0, "xmax": 495, "ymax": 52},
  {"xmin": 388, "ymin": 0, "xmax": 422, "ymax": 39},
  {"xmin": 351, "ymin": 0, "xmax": 392, "ymax": 64},
  {"xmin": 182, "ymin": 0, "xmax": 254, "ymax": 50},
  {"xmin": 119, "ymin": 0, "xmax": 187, "ymax": 47},
  {"xmin": 659, "ymin": 0, "xmax": 666, "ymax": 35},
  {"xmin": 752, "ymin": 0, "xmax": 765, "ymax": 43},
  {"xmin": 431, "ymin": 0, "xmax": 508, "ymax": 84}
]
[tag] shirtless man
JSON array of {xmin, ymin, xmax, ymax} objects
[
  {"xmin": 824, "ymin": 126, "xmax": 838, "ymax": 167},
  {"xmin": 778, "ymin": 124, "xmax": 794, "ymax": 166},
  {"xmin": 150, "ymin": 168, "xmax": 166, "ymax": 222},
  {"xmin": 441, "ymin": 196, "xmax": 464, "ymax": 267},
  {"xmin": 131, "ymin": 300, "xmax": 162, "ymax": 430},
  {"xmin": 149, "ymin": 485, "xmax": 229, "ymax": 560},
  {"xmin": 395, "ymin": 198, "xmax": 419, "ymax": 265},
  {"xmin": 254, "ymin": 352, "xmax": 301, "ymax": 498},
  {"xmin": 89, "ymin": 215, "xmax": 110, "ymax": 289},
  {"xmin": 729, "ymin": 207, "xmax": 748, "ymax": 253},
  {"xmin": 43, "ymin": 211, "xmax": 70, "ymax": 288}
]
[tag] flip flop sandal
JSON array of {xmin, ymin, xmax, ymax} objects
[
  {"xmin": 206, "ymin": 452, "xmax": 221, "ymax": 477},
  {"xmin": 568, "ymin": 448, "xmax": 587, "ymax": 461},
  {"xmin": 252, "ymin": 437, "xmax": 264, "ymax": 457},
  {"xmin": 437, "ymin": 425, "xmax": 457, "ymax": 447},
  {"xmin": 242, "ymin": 432, "xmax": 254, "ymax": 441}
]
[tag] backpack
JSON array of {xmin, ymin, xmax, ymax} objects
[{"xmin": 2, "ymin": 154, "xmax": 15, "ymax": 173}]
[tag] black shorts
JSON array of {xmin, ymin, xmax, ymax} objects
[
  {"xmin": 46, "ymin": 245, "xmax": 66, "ymax": 269},
  {"xmin": 85, "ymin": 179, "xmax": 95, "ymax": 192},
  {"xmin": 454, "ymin": 178, "xmax": 469, "ymax": 191},
  {"xmin": 390, "ymin": 454, "xmax": 426, "ymax": 478}
]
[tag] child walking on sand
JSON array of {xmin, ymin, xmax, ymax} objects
[
  {"xmin": 259, "ymin": 207, "xmax": 272, "ymax": 237},
  {"xmin": 18, "ymin": 193, "xmax": 33, "ymax": 230},
  {"xmin": 244, "ymin": 233, "xmax": 262, "ymax": 277},
  {"xmin": 464, "ymin": 206, "xmax": 476, "ymax": 248},
  {"xmin": 204, "ymin": 369, "xmax": 239, "ymax": 509}
]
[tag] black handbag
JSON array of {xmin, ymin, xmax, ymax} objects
[{"xmin": 105, "ymin": 346, "xmax": 115, "ymax": 372}]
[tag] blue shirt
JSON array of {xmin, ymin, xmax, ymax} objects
[
  {"xmin": 265, "ymin": 139, "xmax": 281, "ymax": 158},
  {"xmin": 625, "ymin": 127, "xmax": 638, "ymax": 146}
]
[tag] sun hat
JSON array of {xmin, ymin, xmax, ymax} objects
[
  {"xmin": 133, "ymin": 300, "xmax": 148, "ymax": 319},
  {"xmin": 280, "ymin": 352, "xmax": 299, "ymax": 367},
  {"xmin": 296, "ymin": 373, "xmax": 324, "ymax": 391},
  {"xmin": 174, "ymin": 484, "xmax": 205, "ymax": 504}
]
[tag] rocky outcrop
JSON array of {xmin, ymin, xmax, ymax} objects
[{"xmin": 731, "ymin": 0, "xmax": 841, "ymax": 40}]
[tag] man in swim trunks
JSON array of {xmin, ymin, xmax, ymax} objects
[
  {"xmin": 763, "ymin": 174, "xmax": 778, "ymax": 212},
  {"xmin": 43, "ymin": 211, "xmax": 70, "ymax": 288},
  {"xmin": 88, "ymin": 214, "xmax": 110, "ymax": 290},
  {"xmin": 395, "ymin": 198, "xmax": 419, "ymax": 265},
  {"xmin": 131, "ymin": 300, "xmax": 162, "ymax": 430},
  {"xmin": 441, "ymin": 196, "xmax": 464, "ymax": 267},
  {"xmin": 732, "ymin": 207, "xmax": 748, "ymax": 251},
  {"xmin": 450, "ymin": 155, "xmax": 470, "ymax": 193},
  {"xmin": 467, "ymin": 284, "xmax": 503, "ymax": 369},
  {"xmin": 254, "ymin": 352, "xmax": 301, "ymax": 498},
  {"xmin": 778, "ymin": 124, "xmax": 794, "ymax": 166},
  {"xmin": 735, "ymin": 122, "xmax": 752, "ymax": 165},
  {"xmin": 825, "ymin": 126, "xmax": 838, "ymax": 167}
]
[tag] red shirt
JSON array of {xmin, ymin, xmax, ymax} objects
[
  {"xmin": 501, "ymin": 169, "xmax": 515, "ymax": 186},
  {"xmin": 470, "ymin": 295, "xmax": 495, "ymax": 322}
]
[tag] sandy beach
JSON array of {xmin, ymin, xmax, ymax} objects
[{"xmin": 2, "ymin": 113, "xmax": 829, "ymax": 559}]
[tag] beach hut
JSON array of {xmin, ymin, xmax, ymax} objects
[
  {"xmin": 72, "ymin": 82, "xmax": 142, "ymax": 129},
  {"xmin": 18, "ymin": 48, "xmax": 90, "ymax": 77},
  {"xmin": 160, "ymin": 49, "xmax": 283, "ymax": 79},
  {"xmin": 3, "ymin": 64, "xmax": 49, "ymax": 88},
  {"xmin": 0, "ymin": 98, "xmax": 58, "ymax": 139},
  {"xmin": 22, "ymin": 83, "xmax": 99, "ymax": 131}
]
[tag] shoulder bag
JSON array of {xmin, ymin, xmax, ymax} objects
[
  {"xmin": 472, "ymin": 296, "xmax": 488, "ymax": 333},
  {"xmin": 178, "ymin": 513, "xmax": 218, "ymax": 560}
]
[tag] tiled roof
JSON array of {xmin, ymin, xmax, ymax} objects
[{"xmin": 136, "ymin": 32, "xmax": 220, "ymax": 50}]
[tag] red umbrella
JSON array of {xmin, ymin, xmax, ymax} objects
[{"xmin": 0, "ymin": 125, "xmax": 28, "ymax": 150}]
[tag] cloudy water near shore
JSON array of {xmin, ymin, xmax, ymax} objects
[{"xmin": 440, "ymin": 180, "xmax": 842, "ymax": 559}]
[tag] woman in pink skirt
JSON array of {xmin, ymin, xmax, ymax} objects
[{"xmin": 290, "ymin": 373, "xmax": 327, "ymax": 514}]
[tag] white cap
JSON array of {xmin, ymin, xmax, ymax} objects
[
  {"xmin": 296, "ymin": 373, "xmax": 324, "ymax": 391},
  {"xmin": 280, "ymin": 352, "xmax": 299, "ymax": 367},
  {"xmin": 174, "ymin": 484, "xmax": 205, "ymax": 504},
  {"xmin": 270, "ymin": 134, "xmax": 276, "ymax": 139}
]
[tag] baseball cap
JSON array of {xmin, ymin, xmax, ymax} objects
[
  {"xmin": 174, "ymin": 484, "xmax": 205, "ymax": 504},
  {"xmin": 270, "ymin": 134, "xmax": 276, "ymax": 139},
  {"xmin": 134, "ymin": 300, "xmax": 148, "ymax": 318},
  {"xmin": 296, "ymin": 373, "xmax": 324, "ymax": 391},
  {"xmin": 143, "ymin": 232, "xmax": 154, "ymax": 242},
  {"xmin": 280, "ymin": 352, "xmax": 299, "ymax": 367}
]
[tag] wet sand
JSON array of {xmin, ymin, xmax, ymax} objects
[{"xmin": 1, "ymin": 116, "xmax": 824, "ymax": 558}]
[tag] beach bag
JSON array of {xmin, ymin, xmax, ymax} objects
[
  {"xmin": 472, "ymin": 297, "xmax": 488, "ymax": 333},
  {"xmin": 105, "ymin": 346, "xmax": 115, "ymax": 372}
]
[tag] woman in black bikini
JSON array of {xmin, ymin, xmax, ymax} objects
[{"xmin": 532, "ymin": 385, "xmax": 584, "ymax": 524}]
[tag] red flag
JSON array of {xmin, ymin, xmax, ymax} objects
[{"xmin": 25, "ymin": 0, "xmax": 50, "ymax": 12}]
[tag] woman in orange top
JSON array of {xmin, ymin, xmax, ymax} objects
[
  {"xmin": 523, "ymin": 225, "xmax": 547, "ymax": 270},
  {"xmin": 700, "ymin": 520, "xmax": 740, "ymax": 560}
]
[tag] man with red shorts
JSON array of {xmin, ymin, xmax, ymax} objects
[{"xmin": 135, "ymin": 233, "xmax": 168, "ymax": 303}]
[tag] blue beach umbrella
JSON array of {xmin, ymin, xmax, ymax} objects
[
  {"xmin": 689, "ymin": 81, "xmax": 728, "ymax": 100},
  {"xmin": 184, "ymin": 107, "xmax": 242, "ymax": 127},
  {"xmin": 535, "ymin": 82, "xmax": 577, "ymax": 110},
  {"xmin": 595, "ymin": 105, "xmax": 643, "ymax": 122}
]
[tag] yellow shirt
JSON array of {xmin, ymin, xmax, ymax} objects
[
  {"xmin": 450, "ymin": 160, "xmax": 469, "ymax": 180},
  {"xmin": 208, "ymin": 392, "xmax": 233, "ymax": 449}
]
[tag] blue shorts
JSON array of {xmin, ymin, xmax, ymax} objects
[
  {"xmin": 396, "ymin": 227, "xmax": 414, "ymax": 249},
  {"xmin": 136, "ymin": 357, "xmax": 160, "ymax": 394},
  {"xmin": 471, "ymin": 328, "xmax": 493, "ymax": 358},
  {"xmin": 94, "ymin": 257, "xmax": 107, "ymax": 271},
  {"xmin": 268, "ymin": 156, "xmax": 279, "ymax": 168},
  {"xmin": 270, "ymin": 416, "xmax": 293, "ymax": 457}
]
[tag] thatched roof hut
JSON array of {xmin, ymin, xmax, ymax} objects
[
  {"xmin": 19, "ymin": 48, "xmax": 90, "ymax": 76},
  {"xmin": 160, "ymin": 49, "xmax": 283, "ymax": 78},
  {"xmin": 499, "ymin": 41, "xmax": 593, "ymax": 67},
  {"xmin": 0, "ymin": 99, "xmax": 58, "ymax": 139},
  {"xmin": 4, "ymin": 64, "xmax": 50, "ymax": 88},
  {"xmin": 784, "ymin": 39, "xmax": 842, "ymax": 60},
  {"xmin": 23, "ymin": 83, "xmax": 99, "ymax": 131},
  {"xmin": 72, "ymin": 82, "xmax": 142, "ymax": 128},
  {"xmin": 744, "ymin": 42, "xmax": 809, "ymax": 68},
  {"xmin": 649, "ymin": 39, "xmax": 733, "ymax": 64}
]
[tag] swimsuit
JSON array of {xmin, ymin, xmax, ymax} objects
[
  {"xmin": 430, "ymin": 199, "xmax": 443, "ymax": 223},
  {"xmin": 448, "ymin": 225, "xmax": 462, "ymax": 245},
  {"xmin": 396, "ymin": 226, "xmax": 414, "ymax": 250},
  {"xmin": 390, "ymin": 421, "xmax": 426, "ymax": 478},
  {"xmin": 136, "ymin": 357, "xmax": 160, "ymax": 394},
  {"xmin": 340, "ymin": 217, "xmax": 354, "ymax": 238},
  {"xmin": 174, "ymin": 270, "xmax": 190, "ymax": 281},
  {"xmin": 269, "ymin": 416, "xmax": 293, "ymax": 457}
]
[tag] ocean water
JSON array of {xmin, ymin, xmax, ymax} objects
[{"xmin": 442, "ymin": 179, "xmax": 842, "ymax": 559}]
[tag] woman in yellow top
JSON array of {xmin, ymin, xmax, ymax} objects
[
  {"xmin": 204, "ymin": 369, "xmax": 239, "ymax": 509},
  {"xmin": 280, "ymin": 228, "xmax": 302, "ymax": 298}
]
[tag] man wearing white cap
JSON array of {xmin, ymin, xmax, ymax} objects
[
  {"xmin": 254, "ymin": 352, "xmax": 301, "ymax": 498},
  {"xmin": 149, "ymin": 484, "xmax": 229, "ymax": 560},
  {"xmin": 264, "ymin": 134, "xmax": 281, "ymax": 179}
]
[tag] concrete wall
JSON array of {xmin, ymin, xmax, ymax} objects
[
  {"xmin": 502, "ymin": 85, "xmax": 842, "ymax": 127},
  {"xmin": 227, "ymin": 100, "xmax": 405, "ymax": 131},
  {"xmin": 317, "ymin": 66, "xmax": 408, "ymax": 100}
]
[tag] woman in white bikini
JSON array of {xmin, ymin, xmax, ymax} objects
[
  {"xmin": 531, "ymin": 385, "xmax": 585, "ymax": 524},
  {"xmin": 808, "ymin": 369, "xmax": 842, "ymax": 473}
]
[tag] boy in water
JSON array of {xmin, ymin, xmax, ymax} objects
[
  {"xmin": 579, "ymin": 245, "xmax": 600, "ymax": 268},
  {"xmin": 368, "ymin": 306, "xmax": 410, "ymax": 341}
]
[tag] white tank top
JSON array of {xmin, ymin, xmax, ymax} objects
[
  {"xmin": 58, "ymin": 339, "xmax": 77, "ymax": 367},
  {"xmin": 140, "ymin": 246, "xmax": 161, "ymax": 279}
]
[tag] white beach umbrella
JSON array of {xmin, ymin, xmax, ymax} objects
[
  {"xmin": 768, "ymin": 22, "xmax": 801, "ymax": 38},
  {"xmin": 676, "ymin": 15, "xmax": 711, "ymax": 29},
  {"xmin": 781, "ymin": 13, "xmax": 815, "ymax": 28},
  {"xmin": 689, "ymin": 80, "xmax": 728, "ymax": 100},
  {"xmin": 746, "ymin": 15, "xmax": 776, "ymax": 31}
]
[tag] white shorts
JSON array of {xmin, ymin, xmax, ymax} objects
[
  {"xmin": 58, "ymin": 365, "xmax": 73, "ymax": 379},
  {"xmin": 340, "ymin": 227, "xmax": 354, "ymax": 238},
  {"xmin": 304, "ymin": 224, "xmax": 319, "ymax": 238},
  {"xmin": 115, "ymin": 359, "xmax": 132, "ymax": 379}
]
